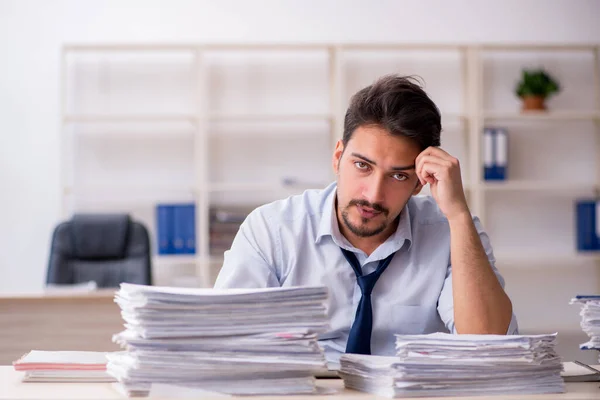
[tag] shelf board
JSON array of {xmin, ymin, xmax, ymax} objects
[
  {"xmin": 64, "ymin": 185, "xmax": 196, "ymax": 198},
  {"xmin": 481, "ymin": 44, "xmax": 598, "ymax": 52},
  {"xmin": 64, "ymin": 114, "xmax": 335, "ymax": 124},
  {"xmin": 64, "ymin": 114, "xmax": 198, "ymax": 124},
  {"xmin": 153, "ymin": 255, "xmax": 199, "ymax": 266},
  {"xmin": 483, "ymin": 111, "xmax": 600, "ymax": 121},
  {"xmin": 495, "ymin": 252, "xmax": 600, "ymax": 266},
  {"xmin": 208, "ymin": 181, "xmax": 328, "ymax": 192},
  {"xmin": 208, "ymin": 256, "xmax": 225, "ymax": 265},
  {"xmin": 207, "ymin": 113, "xmax": 334, "ymax": 122},
  {"xmin": 64, "ymin": 44, "xmax": 199, "ymax": 52},
  {"xmin": 481, "ymin": 181, "xmax": 596, "ymax": 193},
  {"xmin": 153, "ymin": 255, "xmax": 228, "ymax": 265}
]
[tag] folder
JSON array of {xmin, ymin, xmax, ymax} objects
[
  {"xmin": 576, "ymin": 200, "xmax": 600, "ymax": 251},
  {"xmin": 179, "ymin": 204, "xmax": 196, "ymax": 254},
  {"xmin": 13, "ymin": 350, "xmax": 116, "ymax": 383},
  {"xmin": 156, "ymin": 204, "xmax": 174, "ymax": 255},
  {"xmin": 493, "ymin": 127, "xmax": 508, "ymax": 180},
  {"xmin": 172, "ymin": 205, "xmax": 185, "ymax": 254},
  {"xmin": 483, "ymin": 128, "xmax": 495, "ymax": 181},
  {"xmin": 483, "ymin": 127, "xmax": 508, "ymax": 181}
]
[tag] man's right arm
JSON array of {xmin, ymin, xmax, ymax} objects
[{"xmin": 213, "ymin": 209, "xmax": 281, "ymax": 288}]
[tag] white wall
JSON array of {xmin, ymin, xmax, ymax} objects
[{"xmin": 1, "ymin": 0, "xmax": 600, "ymax": 359}]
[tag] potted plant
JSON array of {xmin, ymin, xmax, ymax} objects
[{"xmin": 515, "ymin": 69, "xmax": 560, "ymax": 111}]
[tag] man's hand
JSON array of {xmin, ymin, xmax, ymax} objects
[{"xmin": 415, "ymin": 147, "xmax": 469, "ymax": 221}]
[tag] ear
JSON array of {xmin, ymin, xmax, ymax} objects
[
  {"xmin": 332, "ymin": 140, "xmax": 344, "ymax": 175},
  {"xmin": 411, "ymin": 180, "xmax": 423, "ymax": 196}
]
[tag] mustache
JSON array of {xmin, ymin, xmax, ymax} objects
[{"xmin": 348, "ymin": 199, "xmax": 388, "ymax": 215}]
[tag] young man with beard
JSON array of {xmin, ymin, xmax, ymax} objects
[{"xmin": 214, "ymin": 75, "xmax": 517, "ymax": 367}]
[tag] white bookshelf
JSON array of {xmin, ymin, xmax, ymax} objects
[{"xmin": 60, "ymin": 43, "xmax": 600, "ymax": 287}]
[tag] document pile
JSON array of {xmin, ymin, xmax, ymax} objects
[
  {"xmin": 108, "ymin": 283, "xmax": 329, "ymax": 396},
  {"xmin": 340, "ymin": 332, "xmax": 564, "ymax": 398},
  {"xmin": 570, "ymin": 295, "xmax": 600, "ymax": 360},
  {"xmin": 13, "ymin": 350, "xmax": 115, "ymax": 382}
]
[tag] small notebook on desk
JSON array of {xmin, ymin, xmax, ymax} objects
[{"xmin": 13, "ymin": 350, "xmax": 116, "ymax": 382}]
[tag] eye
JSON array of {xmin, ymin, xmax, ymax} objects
[
  {"xmin": 392, "ymin": 174, "xmax": 408, "ymax": 182},
  {"xmin": 354, "ymin": 161, "xmax": 369, "ymax": 171}
]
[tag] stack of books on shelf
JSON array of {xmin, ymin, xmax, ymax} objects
[
  {"xmin": 209, "ymin": 207, "xmax": 250, "ymax": 256},
  {"xmin": 13, "ymin": 350, "xmax": 115, "ymax": 383},
  {"xmin": 339, "ymin": 332, "xmax": 564, "ymax": 398},
  {"xmin": 108, "ymin": 283, "xmax": 329, "ymax": 396},
  {"xmin": 570, "ymin": 295, "xmax": 600, "ymax": 361}
]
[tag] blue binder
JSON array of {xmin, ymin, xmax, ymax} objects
[
  {"xmin": 576, "ymin": 200, "xmax": 600, "ymax": 251},
  {"xmin": 156, "ymin": 204, "xmax": 174, "ymax": 254},
  {"xmin": 182, "ymin": 204, "xmax": 196, "ymax": 254},
  {"xmin": 173, "ymin": 204, "xmax": 196, "ymax": 255}
]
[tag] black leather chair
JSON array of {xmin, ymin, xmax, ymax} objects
[{"xmin": 46, "ymin": 213, "xmax": 152, "ymax": 288}]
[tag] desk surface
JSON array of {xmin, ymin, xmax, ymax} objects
[{"xmin": 1, "ymin": 367, "xmax": 599, "ymax": 400}]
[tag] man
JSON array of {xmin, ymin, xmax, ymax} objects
[{"xmin": 214, "ymin": 75, "xmax": 518, "ymax": 367}]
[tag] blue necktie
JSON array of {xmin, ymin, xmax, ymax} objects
[{"xmin": 341, "ymin": 249, "xmax": 396, "ymax": 355}]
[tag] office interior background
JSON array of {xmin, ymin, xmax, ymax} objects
[{"xmin": 1, "ymin": 0, "xmax": 600, "ymax": 363}]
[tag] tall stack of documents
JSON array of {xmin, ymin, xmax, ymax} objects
[
  {"xmin": 108, "ymin": 283, "xmax": 329, "ymax": 396},
  {"xmin": 570, "ymin": 295, "xmax": 600, "ymax": 361},
  {"xmin": 340, "ymin": 333, "xmax": 564, "ymax": 398}
]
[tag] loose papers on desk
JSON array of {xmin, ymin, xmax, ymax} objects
[
  {"xmin": 13, "ymin": 350, "xmax": 115, "ymax": 382},
  {"xmin": 108, "ymin": 283, "xmax": 329, "ymax": 396},
  {"xmin": 570, "ymin": 295, "xmax": 600, "ymax": 361},
  {"xmin": 339, "ymin": 332, "xmax": 564, "ymax": 398}
]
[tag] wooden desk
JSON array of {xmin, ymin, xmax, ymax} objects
[
  {"xmin": 0, "ymin": 366, "xmax": 599, "ymax": 399},
  {"xmin": 0, "ymin": 290, "xmax": 122, "ymax": 364}
]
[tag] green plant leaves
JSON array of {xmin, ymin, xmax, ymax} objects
[{"xmin": 515, "ymin": 69, "xmax": 560, "ymax": 98}]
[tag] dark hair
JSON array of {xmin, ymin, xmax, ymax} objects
[{"xmin": 342, "ymin": 75, "xmax": 441, "ymax": 150}]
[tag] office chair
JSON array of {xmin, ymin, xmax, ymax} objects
[{"xmin": 46, "ymin": 213, "xmax": 152, "ymax": 288}]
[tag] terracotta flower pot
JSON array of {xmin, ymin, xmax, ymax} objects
[{"xmin": 521, "ymin": 95, "xmax": 546, "ymax": 111}]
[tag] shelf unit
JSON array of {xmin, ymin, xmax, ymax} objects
[{"xmin": 60, "ymin": 43, "xmax": 600, "ymax": 287}]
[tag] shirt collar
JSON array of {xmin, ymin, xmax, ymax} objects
[{"xmin": 315, "ymin": 182, "xmax": 413, "ymax": 253}]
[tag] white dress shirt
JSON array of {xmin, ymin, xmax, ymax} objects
[{"xmin": 214, "ymin": 182, "xmax": 519, "ymax": 367}]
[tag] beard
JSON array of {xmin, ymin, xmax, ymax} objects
[{"xmin": 340, "ymin": 199, "xmax": 390, "ymax": 238}]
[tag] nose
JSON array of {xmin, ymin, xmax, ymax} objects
[{"xmin": 362, "ymin": 174, "xmax": 385, "ymax": 205}]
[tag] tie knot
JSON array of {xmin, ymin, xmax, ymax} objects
[{"xmin": 357, "ymin": 274, "xmax": 378, "ymax": 296}]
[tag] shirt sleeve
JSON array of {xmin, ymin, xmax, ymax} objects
[
  {"xmin": 436, "ymin": 215, "xmax": 519, "ymax": 335},
  {"xmin": 213, "ymin": 208, "xmax": 281, "ymax": 289}
]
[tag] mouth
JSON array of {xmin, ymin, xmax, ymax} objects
[{"xmin": 356, "ymin": 204, "xmax": 382, "ymax": 219}]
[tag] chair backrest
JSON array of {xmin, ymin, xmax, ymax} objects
[{"xmin": 46, "ymin": 214, "xmax": 152, "ymax": 288}]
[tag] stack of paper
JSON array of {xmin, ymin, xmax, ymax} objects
[
  {"xmin": 13, "ymin": 350, "xmax": 115, "ymax": 382},
  {"xmin": 570, "ymin": 295, "xmax": 600, "ymax": 360},
  {"xmin": 340, "ymin": 333, "xmax": 564, "ymax": 398},
  {"xmin": 108, "ymin": 283, "xmax": 329, "ymax": 396}
]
